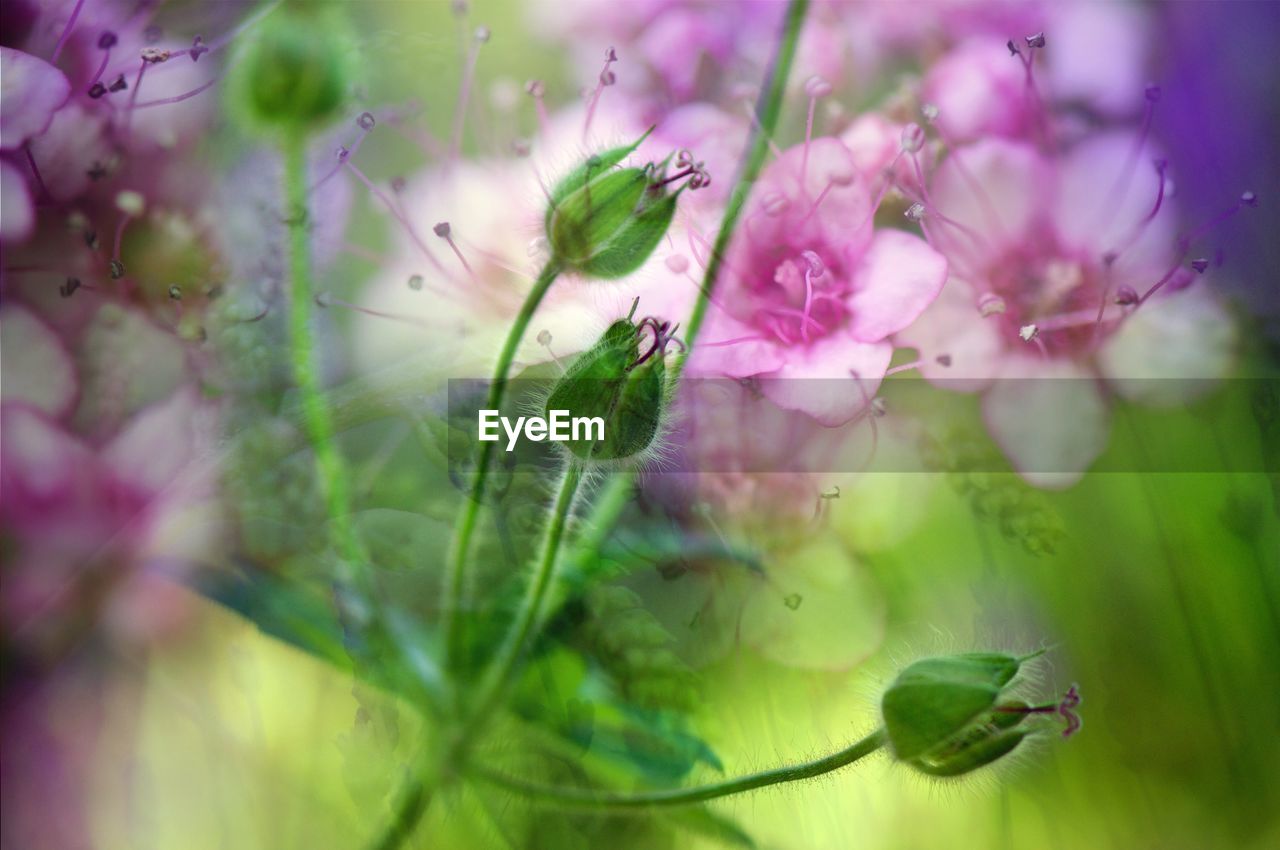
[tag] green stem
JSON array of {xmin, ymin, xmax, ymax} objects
[
  {"xmin": 678, "ymin": 0, "xmax": 808, "ymax": 360},
  {"xmin": 560, "ymin": 0, "xmax": 810, "ymax": 600},
  {"xmin": 464, "ymin": 461, "xmax": 585, "ymax": 734},
  {"xmin": 441, "ymin": 260, "xmax": 562, "ymax": 671},
  {"xmin": 282, "ymin": 133, "xmax": 368, "ymax": 582},
  {"xmin": 476, "ymin": 727, "xmax": 886, "ymax": 809}
]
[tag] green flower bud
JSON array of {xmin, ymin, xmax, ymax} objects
[
  {"xmin": 546, "ymin": 133, "xmax": 707, "ymax": 279},
  {"xmin": 544, "ymin": 305, "xmax": 678, "ymax": 463},
  {"xmin": 881, "ymin": 652, "xmax": 1080, "ymax": 777},
  {"xmin": 226, "ymin": 3, "xmax": 354, "ymax": 138}
]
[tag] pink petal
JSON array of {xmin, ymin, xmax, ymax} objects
[
  {"xmin": 894, "ymin": 276, "xmax": 1004, "ymax": 390},
  {"xmin": 1046, "ymin": 3, "xmax": 1149, "ymax": 116},
  {"xmin": 103, "ymin": 388, "xmax": 199, "ymax": 496},
  {"xmin": 0, "ymin": 305, "xmax": 78, "ymax": 417},
  {"xmin": 687, "ymin": 308, "xmax": 786, "ymax": 378},
  {"xmin": 930, "ymin": 138, "xmax": 1049, "ymax": 258},
  {"xmin": 982, "ymin": 355, "xmax": 1109, "ymax": 489},
  {"xmin": 0, "ymin": 47, "xmax": 71, "ymax": 151},
  {"xmin": 922, "ymin": 37, "xmax": 1030, "ymax": 142},
  {"xmin": 1098, "ymin": 285, "xmax": 1237, "ymax": 407},
  {"xmin": 26, "ymin": 102, "xmax": 110, "ymax": 202},
  {"xmin": 0, "ymin": 158, "xmax": 35, "ymax": 242},
  {"xmin": 846, "ymin": 228, "xmax": 948, "ymax": 342},
  {"xmin": 759, "ymin": 332, "xmax": 893, "ymax": 426},
  {"xmin": 1052, "ymin": 131, "xmax": 1176, "ymax": 277}
]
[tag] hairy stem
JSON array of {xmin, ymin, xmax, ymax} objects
[
  {"xmin": 476, "ymin": 727, "xmax": 886, "ymax": 808},
  {"xmin": 441, "ymin": 260, "xmax": 562, "ymax": 673},
  {"xmin": 282, "ymin": 134, "xmax": 368, "ymax": 583},
  {"xmin": 463, "ymin": 461, "xmax": 585, "ymax": 736},
  {"xmin": 559, "ymin": 0, "xmax": 811, "ymax": 602}
]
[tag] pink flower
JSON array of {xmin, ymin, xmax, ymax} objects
[
  {"xmin": 1, "ymin": 302, "xmax": 221, "ymax": 657},
  {"xmin": 686, "ymin": 136, "xmax": 948, "ymax": 425},
  {"xmin": 895, "ymin": 134, "xmax": 1239, "ymax": 487}
]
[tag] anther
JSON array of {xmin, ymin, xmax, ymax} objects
[
  {"xmin": 391, "ymin": 176, "xmax": 407, "ymax": 193},
  {"xmin": 1025, "ymin": 32, "xmax": 1046, "ymax": 49},
  {"xmin": 803, "ymin": 75, "xmax": 832, "ymax": 98},
  {"xmin": 60, "ymin": 277, "xmax": 82, "ymax": 298},
  {"xmin": 978, "ymin": 293, "xmax": 1007, "ymax": 317},
  {"xmin": 408, "ymin": 274, "xmax": 424, "ymax": 290},
  {"xmin": 190, "ymin": 35, "xmax": 208, "ymax": 62},
  {"xmin": 800, "ymin": 250, "xmax": 825, "ymax": 277},
  {"xmin": 1019, "ymin": 323, "xmax": 1039, "ymax": 342},
  {"xmin": 109, "ymin": 74, "xmax": 128, "ymax": 93},
  {"xmin": 900, "ymin": 122, "xmax": 926, "ymax": 154},
  {"xmin": 1114, "ymin": 285, "xmax": 1138, "ymax": 305},
  {"xmin": 921, "ymin": 103, "xmax": 940, "ymax": 123},
  {"xmin": 1006, "ymin": 39, "xmax": 1021, "ymax": 57},
  {"xmin": 1191, "ymin": 258, "xmax": 1210, "ymax": 274},
  {"xmin": 1241, "ymin": 190, "xmax": 1259, "ymax": 207},
  {"xmin": 168, "ymin": 285, "xmax": 182, "ymax": 300},
  {"xmin": 524, "ymin": 79, "xmax": 545, "ymax": 97},
  {"xmin": 935, "ymin": 354, "xmax": 952, "ymax": 367},
  {"xmin": 315, "ymin": 291, "xmax": 333, "ymax": 308},
  {"xmin": 1144, "ymin": 83, "xmax": 1161, "ymax": 102},
  {"xmin": 88, "ymin": 83, "xmax": 107, "ymax": 99},
  {"xmin": 358, "ymin": 112, "xmax": 376, "ymax": 131},
  {"xmin": 433, "ymin": 221, "xmax": 451, "ymax": 238},
  {"xmin": 904, "ymin": 202, "xmax": 926, "ymax": 222},
  {"xmin": 536, "ymin": 329, "xmax": 552, "ymax": 346},
  {"xmin": 141, "ymin": 47, "xmax": 171, "ymax": 64},
  {"xmin": 99, "ymin": 32, "xmax": 118, "ymax": 50},
  {"xmin": 474, "ymin": 25, "xmax": 491, "ymax": 43},
  {"xmin": 665, "ymin": 254, "xmax": 690, "ymax": 274},
  {"xmin": 109, "ymin": 260, "xmax": 125, "ymax": 279}
]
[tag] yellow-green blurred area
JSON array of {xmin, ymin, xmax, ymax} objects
[
  {"xmin": 86, "ymin": 465, "xmax": 1280, "ymax": 849},
  {"xmin": 13, "ymin": 2, "xmax": 1277, "ymax": 849}
]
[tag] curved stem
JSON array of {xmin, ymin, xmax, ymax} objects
[
  {"xmin": 464, "ymin": 461, "xmax": 584, "ymax": 735},
  {"xmin": 282, "ymin": 134, "xmax": 368, "ymax": 582},
  {"xmin": 441, "ymin": 260, "xmax": 562, "ymax": 672},
  {"xmin": 476, "ymin": 727, "xmax": 886, "ymax": 809},
  {"xmin": 559, "ymin": 0, "xmax": 811, "ymax": 600}
]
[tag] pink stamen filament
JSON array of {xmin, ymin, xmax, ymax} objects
[
  {"xmin": 22, "ymin": 146, "xmax": 51, "ymax": 203},
  {"xmin": 740, "ymin": 97, "xmax": 784, "ymax": 159},
  {"xmin": 90, "ymin": 49, "xmax": 112, "ymax": 86},
  {"xmin": 451, "ymin": 35, "xmax": 484, "ymax": 160},
  {"xmin": 801, "ymin": 267, "xmax": 817, "ymax": 342},
  {"xmin": 884, "ymin": 359, "xmax": 925, "ymax": 377},
  {"xmin": 50, "ymin": 0, "xmax": 86, "ymax": 63},
  {"xmin": 925, "ymin": 128, "xmax": 1010, "ymax": 243},
  {"xmin": 1138, "ymin": 197, "xmax": 1250, "ymax": 305},
  {"xmin": 800, "ymin": 91, "xmax": 818, "ymax": 190},
  {"xmin": 582, "ymin": 50, "xmax": 618, "ymax": 143},
  {"xmin": 344, "ymin": 160, "xmax": 448, "ymax": 274},
  {"xmin": 314, "ymin": 125, "xmax": 373, "ymax": 190},
  {"xmin": 318, "ymin": 295, "xmax": 436, "ymax": 329},
  {"xmin": 1106, "ymin": 161, "xmax": 1168, "ymax": 262},
  {"xmin": 134, "ymin": 76, "xmax": 220, "ymax": 109},
  {"xmin": 112, "ymin": 213, "xmax": 132, "ymax": 262},
  {"xmin": 439, "ymin": 230, "xmax": 478, "ymax": 282},
  {"xmin": 700, "ymin": 334, "xmax": 770, "ymax": 349}
]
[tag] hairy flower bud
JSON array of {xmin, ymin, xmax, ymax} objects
[
  {"xmin": 544, "ymin": 308, "xmax": 676, "ymax": 463},
  {"xmin": 881, "ymin": 651, "xmax": 1078, "ymax": 777},
  {"xmin": 545, "ymin": 131, "xmax": 692, "ymax": 279},
  {"xmin": 226, "ymin": 4, "xmax": 354, "ymax": 138}
]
